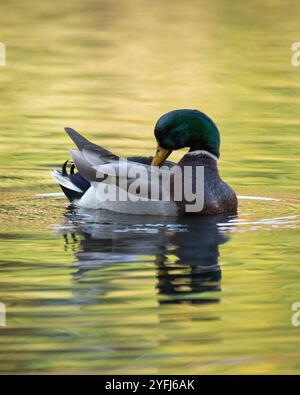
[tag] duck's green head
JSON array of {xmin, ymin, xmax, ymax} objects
[{"xmin": 151, "ymin": 109, "xmax": 220, "ymax": 166}]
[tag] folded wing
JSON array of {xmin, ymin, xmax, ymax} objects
[{"xmin": 51, "ymin": 127, "xmax": 176, "ymax": 203}]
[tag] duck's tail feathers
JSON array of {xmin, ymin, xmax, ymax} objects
[{"xmin": 50, "ymin": 160, "xmax": 91, "ymax": 202}]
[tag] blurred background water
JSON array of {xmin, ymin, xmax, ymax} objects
[{"xmin": 1, "ymin": 0, "xmax": 300, "ymax": 374}]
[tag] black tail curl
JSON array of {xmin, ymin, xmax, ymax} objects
[{"xmin": 59, "ymin": 160, "xmax": 91, "ymax": 202}]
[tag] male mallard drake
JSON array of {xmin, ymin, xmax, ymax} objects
[{"xmin": 51, "ymin": 109, "xmax": 237, "ymax": 216}]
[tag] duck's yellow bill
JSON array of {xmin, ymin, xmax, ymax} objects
[{"xmin": 151, "ymin": 145, "xmax": 172, "ymax": 166}]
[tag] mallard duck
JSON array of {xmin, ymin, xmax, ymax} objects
[{"xmin": 51, "ymin": 109, "xmax": 237, "ymax": 216}]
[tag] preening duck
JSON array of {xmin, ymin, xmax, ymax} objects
[{"xmin": 51, "ymin": 109, "xmax": 237, "ymax": 216}]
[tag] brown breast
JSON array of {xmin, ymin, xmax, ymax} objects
[{"xmin": 172, "ymin": 152, "xmax": 238, "ymax": 216}]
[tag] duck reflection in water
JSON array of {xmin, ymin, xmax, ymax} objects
[{"xmin": 62, "ymin": 208, "xmax": 233, "ymax": 306}]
